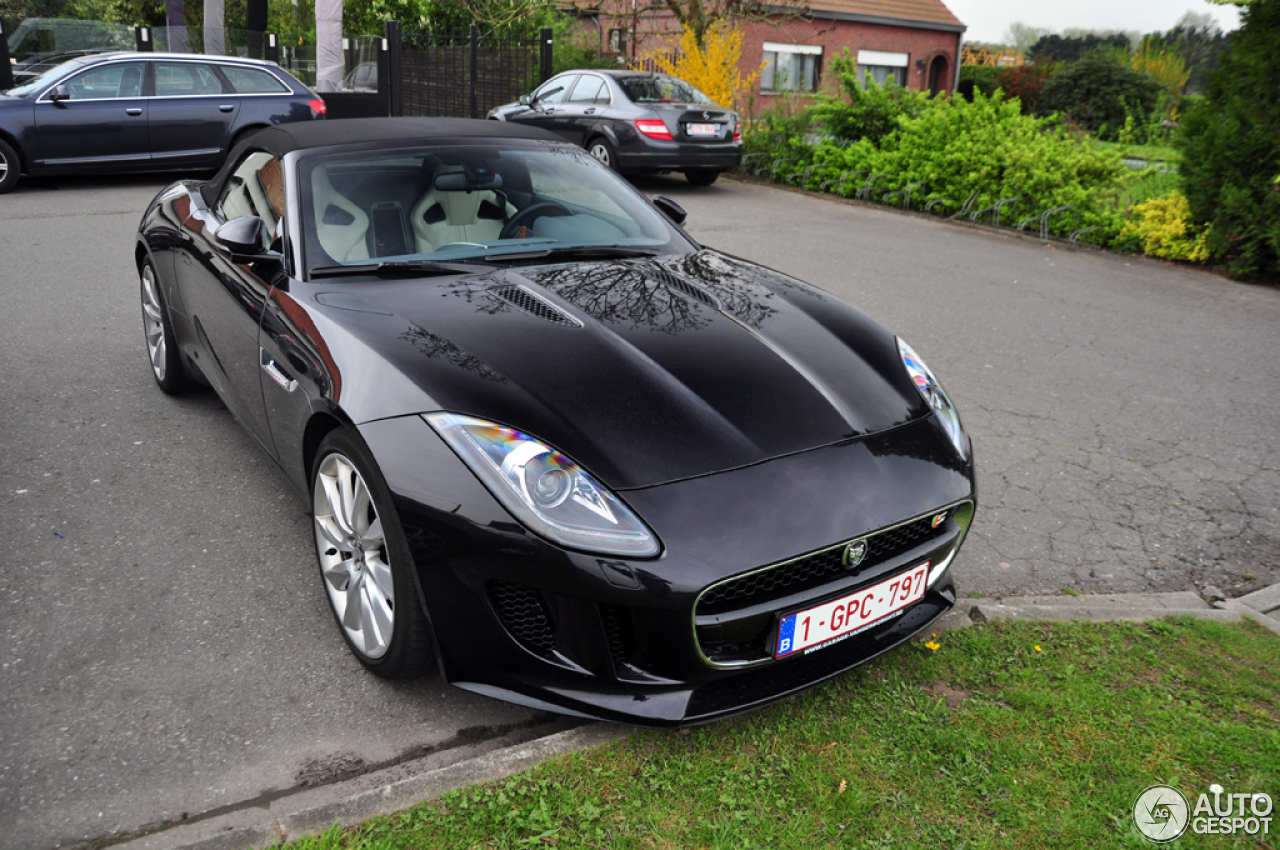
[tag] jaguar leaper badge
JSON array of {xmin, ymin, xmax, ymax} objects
[{"xmin": 842, "ymin": 539, "xmax": 868, "ymax": 569}]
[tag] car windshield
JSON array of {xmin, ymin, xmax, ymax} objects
[
  {"xmin": 618, "ymin": 75, "xmax": 712, "ymax": 105},
  {"xmin": 297, "ymin": 142, "xmax": 693, "ymax": 278},
  {"xmin": 5, "ymin": 56, "xmax": 95, "ymax": 97}
]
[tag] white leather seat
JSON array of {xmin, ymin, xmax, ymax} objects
[
  {"xmin": 311, "ymin": 166, "xmax": 369, "ymax": 263},
  {"xmin": 411, "ymin": 167, "xmax": 513, "ymax": 253}
]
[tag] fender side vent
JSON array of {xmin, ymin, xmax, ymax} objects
[{"xmin": 489, "ymin": 285, "xmax": 582, "ymax": 327}]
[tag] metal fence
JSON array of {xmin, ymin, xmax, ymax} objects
[{"xmin": 397, "ymin": 24, "xmax": 552, "ymax": 119}]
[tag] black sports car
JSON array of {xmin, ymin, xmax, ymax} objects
[
  {"xmin": 488, "ymin": 70, "xmax": 741, "ymax": 186},
  {"xmin": 136, "ymin": 118, "xmax": 975, "ymax": 726}
]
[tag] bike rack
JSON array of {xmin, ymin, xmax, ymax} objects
[
  {"xmin": 948, "ymin": 191, "xmax": 981, "ymax": 219},
  {"xmin": 1016, "ymin": 205, "xmax": 1076, "ymax": 240},
  {"xmin": 1069, "ymin": 227, "xmax": 1102, "ymax": 244},
  {"xmin": 787, "ymin": 164, "xmax": 820, "ymax": 187},
  {"xmin": 856, "ymin": 174, "xmax": 887, "ymax": 200},
  {"xmin": 767, "ymin": 158, "xmax": 798, "ymax": 181},
  {"xmin": 882, "ymin": 181, "xmax": 925, "ymax": 210},
  {"xmin": 967, "ymin": 195, "xmax": 1023, "ymax": 227},
  {"xmin": 820, "ymin": 169, "xmax": 866, "ymax": 195}
]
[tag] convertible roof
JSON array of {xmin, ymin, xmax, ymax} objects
[
  {"xmin": 203, "ymin": 117, "xmax": 562, "ymax": 206},
  {"xmin": 248, "ymin": 117, "xmax": 561, "ymax": 156}
]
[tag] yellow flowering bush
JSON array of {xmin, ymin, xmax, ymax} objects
[
  {"xmin": 641, "ymin": 22, "xmax": 760, "ymax": 110},
  {"xmin": 1117, "ymin": 191, "xmax": 1212, "ymax": 263}
]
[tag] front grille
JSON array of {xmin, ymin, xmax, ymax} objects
[
  {"xmin": 697, "ymin": 513, "xmax": 946, "ymax": 615},
  {"xmin": 600, "ymin": 605, "xmax": 632, "ymax": 666},
  {"xmin": 488, "ymin": 581, "xmax": 555, "ymax": 655}
]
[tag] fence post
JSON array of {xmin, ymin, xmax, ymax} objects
[
  {"xmin": 539, "ymin": 27, "xmax": 553, "ymax": 84},
  {"xmin": 0, "ymin": 21, "xmax": 13, "ymax": 91},
  {"xmin": 466, "ymin": 24, "xmax": 479, "ymax": 119},
  {"xmin": 135, "ymin": 26, "xmax": 153, "ymax": 52},
  {"xmin": 384, "ymin": 20, "xmax": 403, "ymax": 117},
  {"xmin": 265, "ymin": 32, "xmax": 279, "ymax": 64},
  {"xmin": 376, "ymin": 34, "xmax": 391, "ymax": 117}
]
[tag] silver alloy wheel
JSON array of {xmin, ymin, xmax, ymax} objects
[
  {"xmin": 588, "ymin": 141, "xmax": 612, "ymax": 168},
  {"xmin": 313, "ymin": 452, "xmax": 395, "ymax": 659},
  {"xmin": 140, "ymin": 264, "xmax": 167, "ymax": 381},
  {"xmin": 0, "ymin": 153, "xmax": 8, "ymax": 180}
]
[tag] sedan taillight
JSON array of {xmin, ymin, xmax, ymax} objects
[
  {"xmin": 733, "ymin": 121, "xmax": 742, "ymax": 142},
  {"xmin": 634, "ymin": 119, "xmax": 673, "ymax": 141},
  {"xmin": 309, "ymin": 99, "xmax": 328, "ymax": 116}
]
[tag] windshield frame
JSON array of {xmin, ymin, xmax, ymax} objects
[
  {"xmin": 5, "ymin": 54, "xmax": 102, "ymax": 98},
  {"xmin": 289, "ymin": 138, "xmax": 698, "ymax": 282}
]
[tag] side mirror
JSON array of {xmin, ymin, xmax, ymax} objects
[
  {"xmin": 519, "ymin": 94, "xmax": 531, "ymax": 106},
  {"xmin": 49, "ymin": 84, "xmax": 70, "ymax": 102},
  {"xmin": 215, "ymin": 215, "xmax": 281, "ymax": 263},
  {"xmin": 652, "ymin": 195, "xmax": 687, "ymax": 226}
]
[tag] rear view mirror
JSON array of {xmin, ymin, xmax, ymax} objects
[
  {"xmin": 434, "ymin": 170, "xmax": 503, "ymax": 192},
  {"xmin": 215, "ymin": 215, "xmax": 281, "ymax": 263},
  {"xmin": 652, "ymin": 195, "xmax": 687, "ymax": 226}
]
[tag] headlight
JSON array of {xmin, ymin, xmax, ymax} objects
[
  {"xmin": 897, "ymin": 338, "xmax": 968, "ymax": 461},
  {"xmin": 424, "ymin": 412, "xmax": 661, "ymax": 557}
]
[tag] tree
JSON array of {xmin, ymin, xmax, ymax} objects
[
  {"xmin": 1178, "ymin": 0, "xmax": 1280, "ymax": 279},
  {"xmin": 1003, "ymin": 21, "xmax": 1048, "ymax": 54},
  {"xmin": 1027, "ymin": 31, "xmax": 1130, "ymax": 63}
]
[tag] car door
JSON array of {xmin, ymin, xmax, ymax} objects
[
  {"xmin": 174, "ymin": 148, "xmax": 283, "ymax": 453},
  {"xmin": 32, "ymin": 61, "xmax": 149, "ymax": 165},
  {"xmin": 556, "ymin": 74, "xmax": 609, "ymax": 146},
  {"xmin": 149, "ymin": 60, "xmax": 241, "ymax": 166},
  {"xmin": 519, "ymin": 74, "xmax": 576, "ymax": 137}
]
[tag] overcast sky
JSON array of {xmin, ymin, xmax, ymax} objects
[{"xmin": 944, "ymin": 0, "xmax": 1242, "ymax": 44}]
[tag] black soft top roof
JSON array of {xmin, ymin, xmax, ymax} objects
[{"xmin": 203, "ymin": 117, "xmax": 562, "ymax": 206}]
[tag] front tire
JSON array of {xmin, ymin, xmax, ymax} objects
[
  {"xmin": 684, "ymin": 168, "xmax": 720, "ymax": 186},
  {"xmin": 586, "ymin": 136, "xmax": 617, "ymax": 171},
  {"xmin": 140, "ymin": 259, "xmax": 190, "ymax": 395},
  {"xmin": 312, "ymin": 428, "xmax": 434, "ymax": 679},
  {"xmin": 0, "ymin": 138, "xmax": 21, "ymax": 194}
]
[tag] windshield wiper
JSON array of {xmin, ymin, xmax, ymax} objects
[
  {"xmin": 309, "ymin": 259, "xmax": 492, "ymax": 278},
  {"xmin": 484, "ymin": 245, "xmax": 662, "ymax": 263}
]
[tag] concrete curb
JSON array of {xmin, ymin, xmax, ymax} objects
[
  {"xmin": 99, "ymin": 582, "xmax": 1280, "ymax": 850},
  {"xmin": 108, "ymin": 723, "xmax": 627, "ymax": 850}
]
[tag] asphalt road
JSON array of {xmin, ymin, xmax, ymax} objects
[{"xmin": 2, "ymin": 169, "xmax": 1277, "ymax": 850}]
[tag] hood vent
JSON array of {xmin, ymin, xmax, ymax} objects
[
  {"xmin": 489, "ymin": 284, "xmax": 582, "ymax": 328},
  {"xmin": 650, "ymin": 268, "xmax": 722, "ymax": 310}
]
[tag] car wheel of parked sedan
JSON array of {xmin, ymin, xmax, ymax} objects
[
  {"xmin": 140, "ymin": 259, "xmax": 189, "ymax": 395},
  {"xmin": 684, "ymin": 168, "xmax": 719, "ymax": 186},
  {"xmin": 312, "ymin": 429, "xmax": 435, "ymax": 679},
  {"xmin": 586, "ymin": 137, "xmax": 617, "ymax": 171},
  {"xmin": 0, "ymin": 138, "xmax": 21, "ymax": 194}
]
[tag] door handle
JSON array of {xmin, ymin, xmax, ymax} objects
[
  {"xmin": 126, "ymin": 108, "xmax": 143, "ymax": 116},
  {"xmin": 260, "ymin": 348, "xmax": 297, "ymax": 392},
  {"xmin": 584, "ymin": 108, "xmax": 596, "ymax": 115},
  {"xmin": 218, "ymin": 104, "xmax": 235, "ymax": 112}
]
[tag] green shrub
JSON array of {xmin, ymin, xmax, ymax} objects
[
  {"xmin": 1039, "ymin": 51, "xmax": 1163, "ymax": 140},
  {"xmin": 1177, "ymin": 0, "xmax": 1280, "ymax": 280},
  {"xmin": 1114, "ymin": 192, "xmax": 1212, "ymax": 261},
  {"xmin": 957, "ymin": 65, "xmax": 1000, "ymax": 101},
  {"xmin": 809, "ymin": 54, "xmax": 930, "ymax": 144}
]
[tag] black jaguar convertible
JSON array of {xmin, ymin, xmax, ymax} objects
[{"xmin": 135, "ymin": 118, "xmax": 976, "ymax": 726}]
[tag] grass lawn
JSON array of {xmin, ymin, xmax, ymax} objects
[
  {"xmin": 1093, "ymin": 139, "xmax": 1183, "ymax": 165},
  {"xmin": 286, "ymin": 618, "xmax": 1279, "ymax": 849}
]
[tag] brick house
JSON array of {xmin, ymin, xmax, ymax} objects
[{"xmin": 577, "ymin": 0, "xmax": 965, "ymax": 106}]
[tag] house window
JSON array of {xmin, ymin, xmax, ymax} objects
[
  {"xmin": 761, "ymin": 42, "xmax": 822, "ymax": 92},
  {"xmin": 856, "ymin": 50, "xmax": 908, "ymax": 86}
]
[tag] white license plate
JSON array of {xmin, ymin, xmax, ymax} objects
[
  {"xmin": 775, "ymin": 562, "xmax": 931, "ymax": 658},
  {"xmin": 686, "ymin": 123, "xmax": 719, "ymax": 136}
]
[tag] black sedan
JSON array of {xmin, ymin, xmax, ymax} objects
[
  {"xmin": 489, "ymin": 70, "xmax": 741, "ymax": 186},
  {"xmin": 0, "ymin": 51, "xmax": 324, "ymax": 194},
  {"xmin": 135, "ymin": 118, "xmax": 975, "ymax": 726}
]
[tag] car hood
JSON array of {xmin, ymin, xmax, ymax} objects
[{"xmin": 313, "ymin": 250, "xmax": 930, "ymax": 489}]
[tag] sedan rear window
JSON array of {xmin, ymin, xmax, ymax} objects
[
  {"xmin": 619, "ymin": 76, "xmax": 711, "ymax": 105},
  {"xmin": 220, "ymin": 65, "xmax": 291, "ymax": 94}
]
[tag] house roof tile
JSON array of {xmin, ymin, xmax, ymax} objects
[{"xmin": 803, "ymin": 0, "xmax": 963, "ymax": 28}]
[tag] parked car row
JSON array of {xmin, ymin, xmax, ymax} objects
[{"xmin": 0, "ymin": 51, "xmax": 325, "ymax": 194}]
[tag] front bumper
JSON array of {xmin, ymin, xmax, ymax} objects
[{"xmin": 360, "ymin": 414, "xmax": 975, "ymax": 726}]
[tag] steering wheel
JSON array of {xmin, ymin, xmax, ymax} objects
[{"xmin": 500, "ymin": 201, "xmax": 574, "ymax": 239}]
